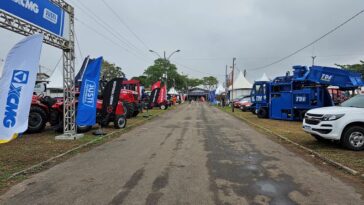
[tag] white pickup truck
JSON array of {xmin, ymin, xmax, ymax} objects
[{"xmin": 303, "ymin": 94, "xmax": 364, "ymax": 151}]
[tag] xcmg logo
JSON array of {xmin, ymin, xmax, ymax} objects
[
  {"xmin": 82, "ymin": 80, "xmax": 96, "ymax": 107},
  {"xmin": 12, "ymin": 0, "xmax": 39, "ymax": 14},
  {"xmin": 3, "ymin": 70, "xmax": 29, "ymax": 128}
]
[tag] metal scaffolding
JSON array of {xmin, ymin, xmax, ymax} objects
[{"xmin": 0, "ymin": 0, "xmax": 78, "ymax": 138}]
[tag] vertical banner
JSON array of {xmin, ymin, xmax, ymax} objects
[
  {"xmin": 0, "ymin": 34, "xmax": 43, "ymax": 144},
  {"xmin": 100, "ymin": 78, "xmax": 125, "ymax": 125},
  {"xmin": 76, "ymin": 57, "xmax": 103, "ymax": 126},
  {"xmin": 150, "ymin": 81, "xmax": 161, "ymax": 105},
  {"xmin": 158, "ymin": 85, "xmax": 167, "ymax": 104}
]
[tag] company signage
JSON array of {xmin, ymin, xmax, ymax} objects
[
  {"xmin": 76, "ymin": 57, "xmax": 103, "ymax": 126},
  {"xmin": 0, "ymin": 34, "xmax": 43, "ymax": 144},
  {"xmin": 0, "ymin": 0, "xmax": 69, "ymax": 39}
]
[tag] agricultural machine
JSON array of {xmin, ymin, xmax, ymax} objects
[
  {"xmin": 149, "ymin": 81, "xmax": 169, "ymax": 110},
  {"xmin": 120, "ymin": 79, "xmax": 142, "ymax": 118},
  {"xmin": 251, "ymin": 65, "xmax": 364, "ymax": 121}
]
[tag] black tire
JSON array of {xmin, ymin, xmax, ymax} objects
[
  {"xmin": 251, "ymin": 108, "xmax": 257, "ymax": 115},
  {"xmin": 257, "ymin": 108, "xmax": 268, "ymax": 119},
  {"xmin": 77, "ymin": 125, "xmax": 92, "ymax": 133},
  {"xmin": 299, "ymin": 110, "xmax": 307, "ymax": 121},
  {"xmin": 114, "ymin": 115, "xmax": 127, "ymax": 129},
  {"xmin": 132, "ymin": 103, "xmax": 139, "ymax": 117},
  {"xmin": 124, "ymin": 102, "xmax": 134, "ymax": 118},
  {"xmin": 160, "ymin": 104, "xmax": 167, "ymax": 110},
  {"xmin": 241, "ymin": 106, "xmax": 247, "ymax": 112},
  {"xmin": 341, "ymin": 126, "xmax": 364, "ymax": 151},
  {"xmin": 27, "ymin": 106, "xmax": 47, "ymax": 133}
]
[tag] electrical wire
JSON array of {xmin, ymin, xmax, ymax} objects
[
  {"xmin": 70, "ymin": 0, "xmax": 151, "ymax": 62},
  {"xmin": 247, "ymin": 9, "xmax": 364, "ymax": 71},
  {"xmin": 101, "ymin": 0, "xmax": 151, "ymax": 51}
]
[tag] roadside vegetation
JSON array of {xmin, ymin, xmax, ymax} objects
[
  {"xmin": 219, "ymin": 106, "xmax": 364, "ymax": 175},
  {"xmin": 0, "ymin": 108, "xmax": 174, "ymax": 194}
]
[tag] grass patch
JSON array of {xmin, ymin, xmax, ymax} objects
[
  {"xmin": 0, "ymin": 107, "xmax": 174, "ymax": 193},
  {"xmin": 218, "ymin": 106, "xmax": 364, "ymax": 174}
]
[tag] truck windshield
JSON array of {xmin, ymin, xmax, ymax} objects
[{"xmin": 341, "ymin": 95, "xmax": 364, "ymax": 108}]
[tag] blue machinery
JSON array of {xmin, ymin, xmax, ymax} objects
[{"xmin": 251, "ymin": 65, "xmax": 364, "ymax": 121}]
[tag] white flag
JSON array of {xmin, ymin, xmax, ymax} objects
[{"xmin": 0, "ymin": 34, "xmax": 43, "ymax": 144}]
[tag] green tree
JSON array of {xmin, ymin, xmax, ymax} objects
[
  {"xmin": 202, "ymin": 76, "xmax": 218, "ymax": 90},
  {"xmin": 336, "ymin": 60, "xmax": 364, "ymax": 76},
  {"xmin": 101, "ymin": 60, "xmax": 125, "ymax": 81},
  {"xmin": 187, "ymin": 78, "xmax": 204, "ymax": 88},
  {"xmin": 132, "ymin": 75, "xmax": 148, "ymax": 86}
]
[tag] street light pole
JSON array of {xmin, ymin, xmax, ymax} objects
[
  {"xmin": 232, "ymin": 57, "xmax": 236, "ymax": 113},
  {"xmin": 149, "ymin": 49, "xmax": 181, "ymax": 92}
]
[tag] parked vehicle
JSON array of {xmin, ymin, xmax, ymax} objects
[
  {"xmin": 237, "ymin": 96, "xmax": 253, "ymax": 112},
  {"xmin": 28, "ymin": 95, "xmax": 92, "ymax": 134},
  {"xmin": 251, "ymin": 65, "xmax": 364, "ymax": 121},
  {"xmin": 303, "ymin": 94, "xmax": 364, "ymax": 151},
  {"xmin": 121, "ymin": 79, "xmax": 142, "ymax": 118}
]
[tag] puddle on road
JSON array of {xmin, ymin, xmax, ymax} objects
[{"xmin": 199, "ymin": 105, "xmax": 307, "ymax": 205}]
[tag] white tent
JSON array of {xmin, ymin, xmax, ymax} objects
[
  {"xmin": 256, "ymin": 73, "xmax": 271, "ymax": 81},
  {"xmin": 228, "ymin": 71, "xmax": 252, "ymax": 100},
  {"xmin": 168, "ymin": 87, "xmax": 179, "ymax": 95},
  {"xmin": 215, "ymin": 84, "xmax": 225, "ymax": 95}
]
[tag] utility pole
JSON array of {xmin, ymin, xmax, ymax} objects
[
  {"xmin": 225, "ymin": 65, "xmax": 228, "ymax": 107},
  {"xmin": 311, "ymin": 56, "xmax": 316, "ymax": 66},
  {"xmin": 231, "ymin": 57, "xmax": 236, "ymax": 112}
]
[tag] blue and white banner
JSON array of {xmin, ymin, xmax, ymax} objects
[
  {"xmin": 0, "ymin": 0, "xmax": 68, "ymax": 39},
  {"xmin": 0, "ymin": 34, "xmax": 43, "ymax": 144},
  {"xmin": 76, "ymin": 57, "xmax": 103, "ymax": 126}
]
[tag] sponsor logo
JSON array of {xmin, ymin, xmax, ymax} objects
[
  {"xmin": 320, "ymin": 74, "xmax": 333, "ymax": 82},
  {"xmin": 12, "ymin": 0, "xmax": 39, "ymax": 14},
  {"xmin": 82, "ymin": 80, "xmax": 96, "ymax": 107},
  {"xmin": 43, "ymin": 8, "xmax": 58, "ymax": 24},
  {"xmin": 295, "ymin": 96, "xmax": 307, "ymax": 102},
  {"xmin": 3, "ymin": 70, "xmax": 29, "ymax": 128},
  {"xmin": 256, "ymin": 96, "xmax": 263, "ymax": 102}
]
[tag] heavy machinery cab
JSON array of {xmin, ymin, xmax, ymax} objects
[
  {"xmin": 122, "ymin": 79, "xmax": 141, "ymax": 101},
  {"xmin": 251, "ymin": 65, "xmax": 364, "ymax": 121}
]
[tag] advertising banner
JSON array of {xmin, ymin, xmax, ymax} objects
[
  {"xmin": 0, "ymin": 0, "xmax": 69, "ymax": 39},
  {"xmin": 76, "ymin": 57, "xmax": 103, "ymax": 126},
  {"xmin": 100, "ymin": 78, "xmax": 125, "ymax": 126},
  {"xmin": 157, "ymin": 85, "xmax": 167, "ymax": 104},
  {"xmin": 0, "ymin": 34, "xmax": 43, "ymax": 144},
  {"xmin": 150, "ymin": 81, "xmax": 161, "ymax": 105}
]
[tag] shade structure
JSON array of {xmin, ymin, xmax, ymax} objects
[
  {"xmin": 168, "ymin": 87, "xmax": 179, "ymax": 95},
  {"xmin": 215, "ymin": 83, "xmax": 225, "ymax": 95},
  {"xmin": 228, "ymin": 71, "xmax": 252, "ymax": 100},
  {"xmin": 256, "ymin": 73, "xmax": 271, "ymax": 81}
]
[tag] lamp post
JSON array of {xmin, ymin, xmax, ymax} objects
[{"xmin": 149, "ymin": 49, "xmax": 181, "ymax": 90}]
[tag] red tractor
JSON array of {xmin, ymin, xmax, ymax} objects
[
  {"xmin": 120, "ymin": 79, "xmax": 142, "ymax": 118},
  {"xmin": 27, "ymin": 94, "xmax": 93, "ymax": 134}
]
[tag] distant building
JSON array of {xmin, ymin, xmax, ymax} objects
[
  {"xmin": 46, "ymin": 87, "xmax": 64, "ymax": 98},
  {"xmin": 187, "ymin": 87, "xmax": 209, "ymax": 101}
]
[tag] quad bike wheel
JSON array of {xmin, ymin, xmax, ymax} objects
[
  {"xmin": 114, "ymin": 115, "xmax": 127, "ymax": 129},
  {"xmin": 27, "ymin": 106, "xmax": 47, "ymax": 133}
]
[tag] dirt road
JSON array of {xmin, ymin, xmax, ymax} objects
[{"xmin": 1, "ymin": 103, "xmax": 362, "ymax": 205}]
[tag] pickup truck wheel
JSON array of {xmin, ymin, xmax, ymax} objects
[{"xmin": 341, "ymin": 126, "xmax": 364, "ymax": 151}]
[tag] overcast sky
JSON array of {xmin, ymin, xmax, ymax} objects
[{"xmin": 1, "ymin": 0, "xmax": 364, "ymax": 87}]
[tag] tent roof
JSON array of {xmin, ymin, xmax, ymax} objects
[
  {"xmin": 168, "ymin": 87, "xmax": 179, "ymax": 95},
  {"xmin": 215, "ymin": 84, "xmax": 225, "ymax": 95},
  {"xmin": 256, "ymin": 73, "xmax": 271, "ymax": 82},
  {"xmin": 228, "ymin": 71, "xmax": 252, "ymax": 90}
]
